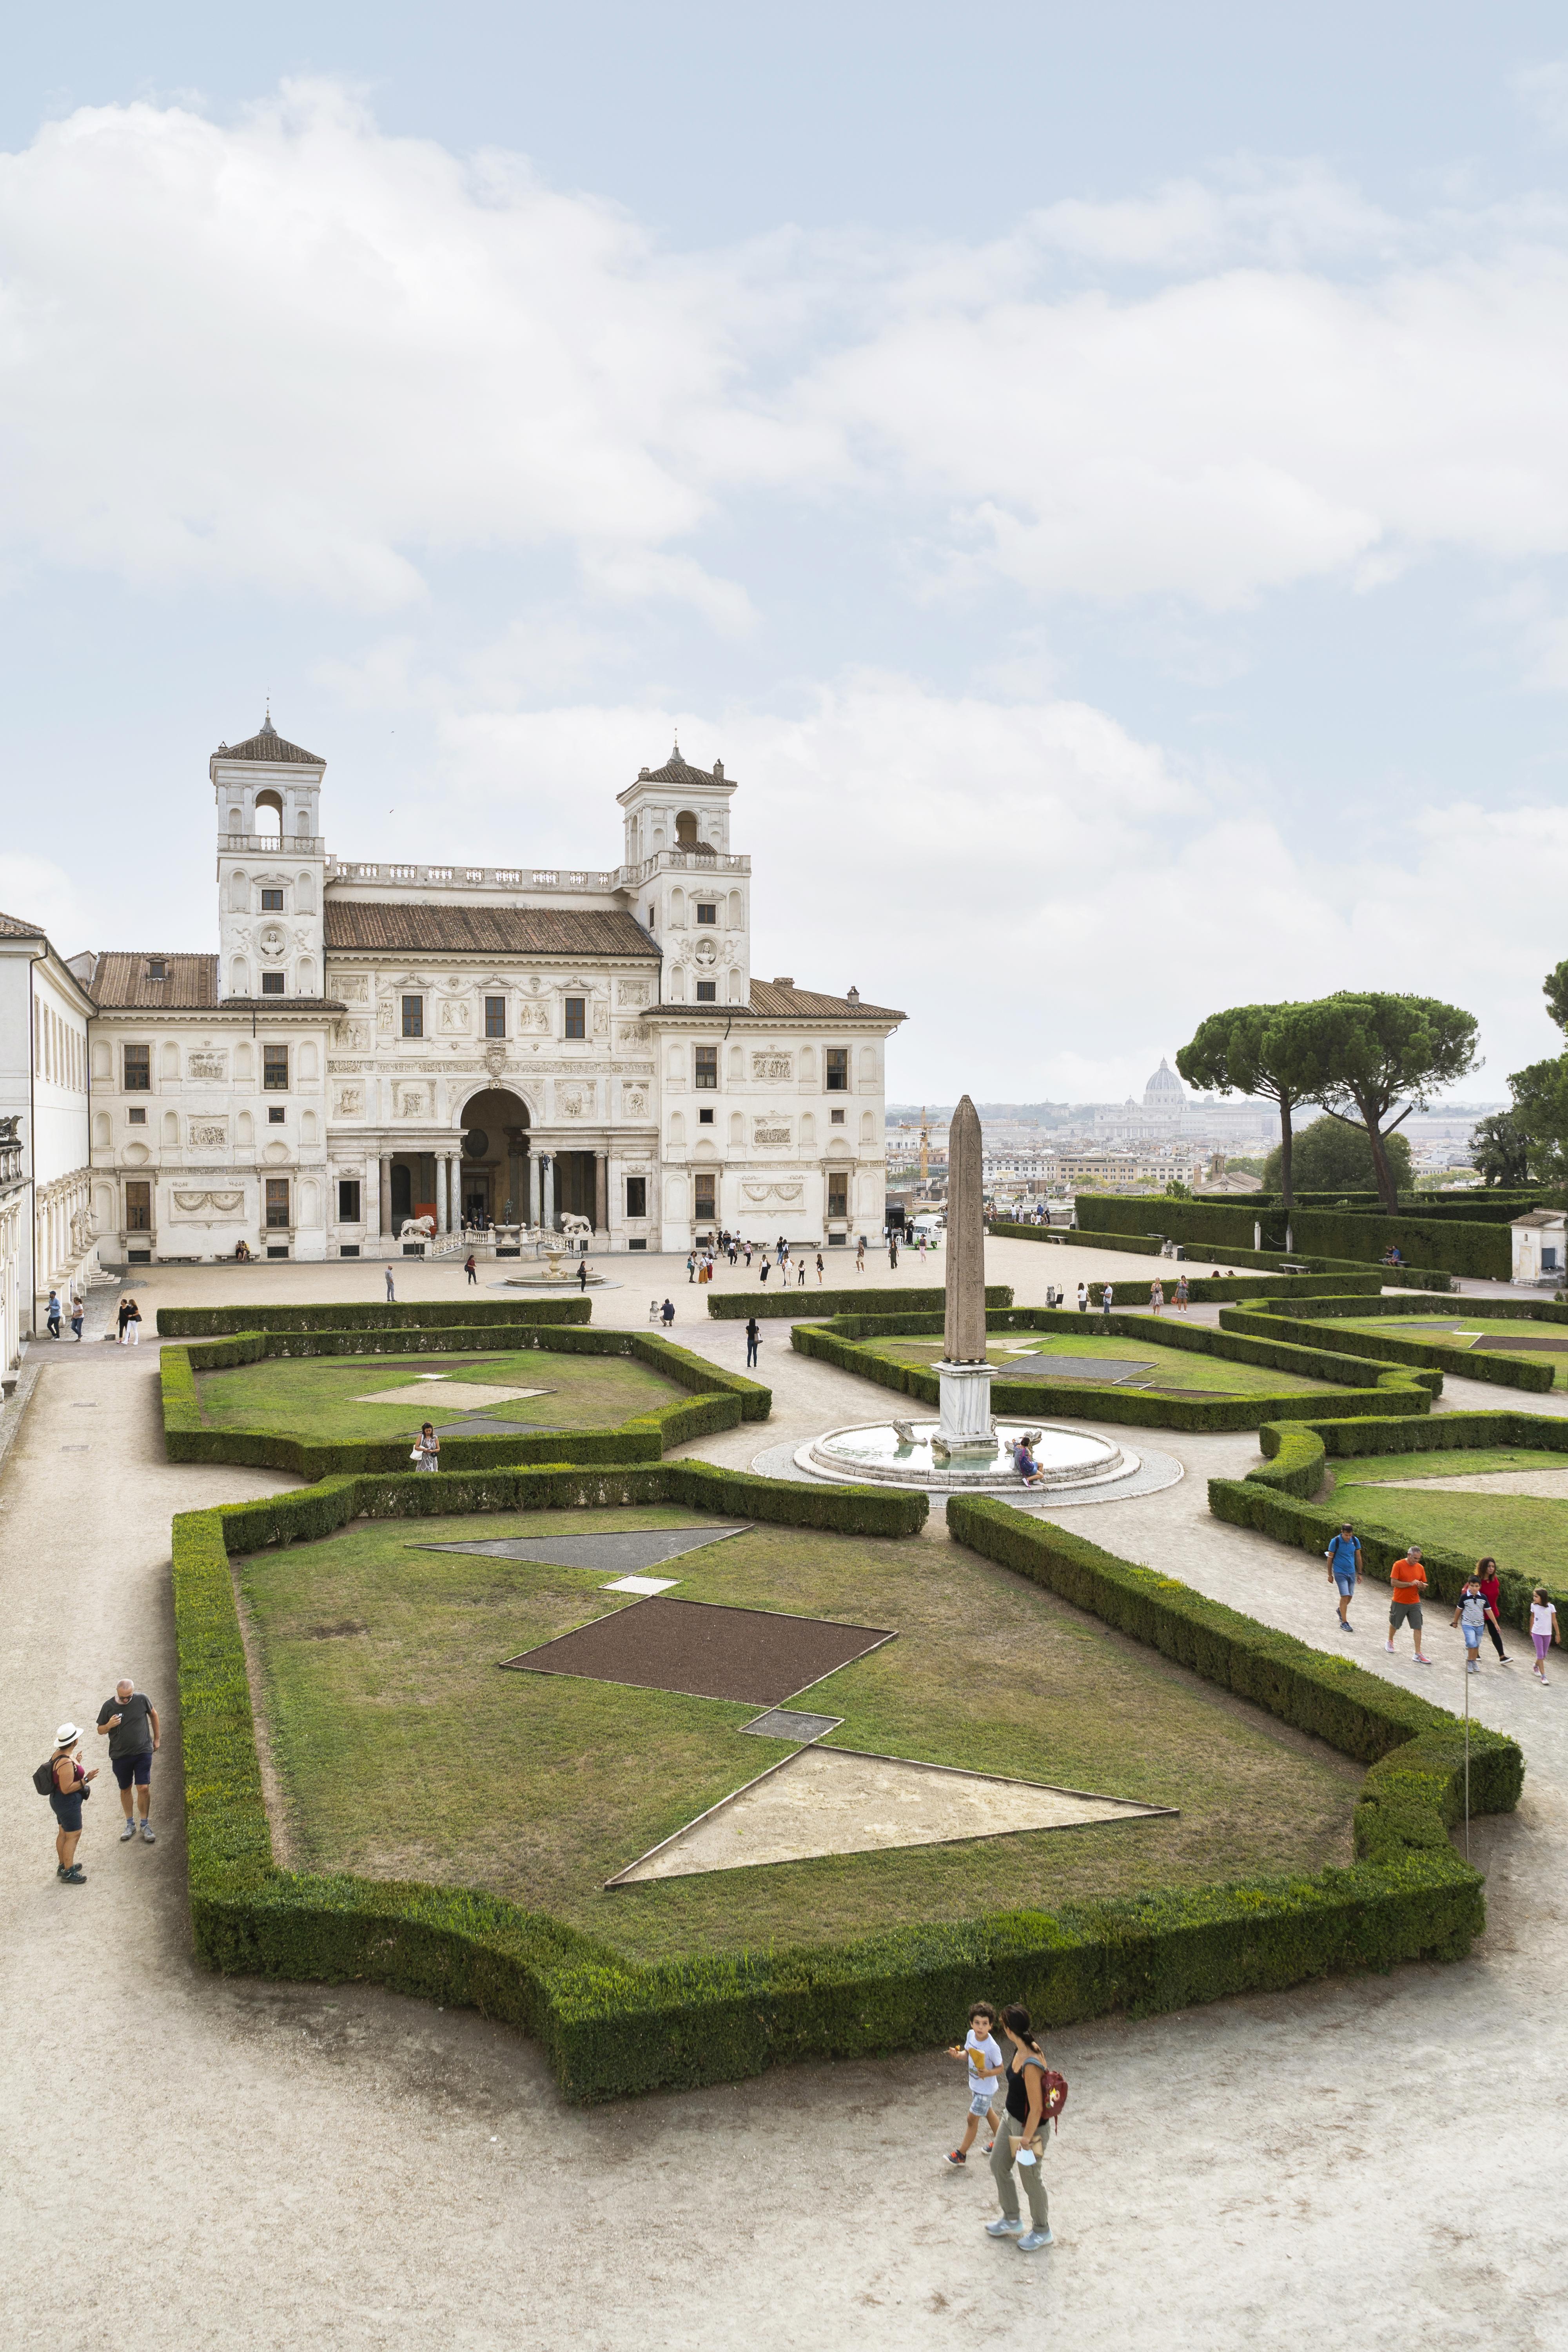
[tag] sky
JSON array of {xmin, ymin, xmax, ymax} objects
[{"xmin": 4, "ymin": 3, "xmax": 1568, "ymax": 1102}]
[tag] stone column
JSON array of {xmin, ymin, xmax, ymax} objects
[
  {"xmin": 541, "ymin": 1154, "xmax": 555, "ymax": 1230},
  {"xmin": 529, "ymin": 1152, "xmax": 541, "ymax": 1228},
  {"xmin": 379, "ymin": 1155, "xmax": 391, "ymax": 1241},
  {"xmin": 594, "ymin": 1151, "xmax": 608, "ymax": 1234},
  {"xmin": 505, "ymin": 1130, "xmax": 526, "ymax": 1228}
]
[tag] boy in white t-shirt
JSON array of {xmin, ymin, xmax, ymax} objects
[{"xmin": 945, "ymin": 2001, "xmax": 1004, "ymax": 2167}]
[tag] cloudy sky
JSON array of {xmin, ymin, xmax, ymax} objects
[{"xmin": 4, "ymin": 2, "xmax": 1568, "ymax": 1101}]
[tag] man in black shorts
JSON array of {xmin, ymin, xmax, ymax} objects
[{"xmin": 96, "ymin": 1678, "xmax": 160, "ymax": 1844}]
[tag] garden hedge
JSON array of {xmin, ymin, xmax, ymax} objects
[
  {"xmin": 1209, "ymin": 1408, "xmax": 1568, "ymax": 1637},
  {"xmin": 1216, "ymin": 1304, "xmax": 1555, "ymax": 1394},
  {"xmin": 1074, "ymin": 1196, "xmax": 1509, "ymax": 1282},
  {"xmin": 987, "ymin": 1221, "xmax": 1455, "ymax": 1290},
  {"xmin": 789, "ymin": 1314, "xmax": 1434, "ymax": 1434},
  {"xmin": 161, "ymin": 1323, "xmax": 773, "ymax": 1481},
  {"xmin": 708, "ymin": 1282, "xmax": 1013, "ymax": 1321},
  {"xmin": 156, "ymin": 1296, "xmax": 594, "ymax": 1337},
  {"xmin": 173, "ymin": 1463, "xmax": 1513, "ymax": 2102}
]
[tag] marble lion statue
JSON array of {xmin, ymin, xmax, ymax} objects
[
  {"xmin": 399, "ymin": 1215, "xmax": 437, "ymax": 1241},
  {"xmin": 559, "ymin": 1213, "xmax": 593, "ymax": 1240}
]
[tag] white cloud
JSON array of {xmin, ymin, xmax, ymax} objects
[
  {"xmin": 0, "ymin": 851, "xmax": 95, "ymax": 955},
  {"xmin": 1513, "ymin": 60, "xmax": 1568, "ymax": 142},
  {"xmin": 13, "ymin": 91, "xmax": 1568, "ymax": 627},
  {"xmin": 407, "ymin": 677, "xmax": 1568, "ymax": 1096}
]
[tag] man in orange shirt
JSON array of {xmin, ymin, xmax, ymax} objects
[{"xmin": 1385, "ymin": 1544, "xmax": 1432, "ymax": 1666}]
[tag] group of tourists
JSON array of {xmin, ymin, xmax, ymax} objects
[
  {"xmin": 44, "ymin": 1289, "xmax": 85, "ymax": 1339},
  {"xmin": 38, "ymin": 1680, "xmax": 160, "ymax": 1883},
  {"xmin": 1325, "ymin": 1522, "xmax": 1561, "ymax": 1679},
  {"xmin": 944, "ymin": 1999, "xmax": 1065, "ymax": 2251}
]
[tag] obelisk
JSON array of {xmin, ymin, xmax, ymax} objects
[{"xmin": 933, "ymin": 1094, "xmax": 995, "ymax": 1454}]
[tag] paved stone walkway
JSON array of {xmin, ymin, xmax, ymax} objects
[{"xmin": 2, "ymin": 1250, "xmax": 1563, "ymax": 2348}]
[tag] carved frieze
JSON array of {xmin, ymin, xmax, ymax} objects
[
  {"xmin": 186, "ymin": 1052, "xmax": 226, "ymax": 1082},
  {"xmin": 752, "ymin": 1051, "xmax": 793, "ymax": 1083},
  {"xmin": 187, "ymin": 1121, "xmax": 228, "ymax": 1149},
  {"xmin": 752, "ymin": 1118, "xmax": 792, "ymax": 1147}
]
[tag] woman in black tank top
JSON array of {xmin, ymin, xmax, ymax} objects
[{"xmin": 985, "ymin": 2002, "xmax": 1053, "ymax": 2250}]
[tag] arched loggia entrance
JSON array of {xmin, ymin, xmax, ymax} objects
[{"xmin": 456, "ymin": 1089, "xmax": 532, "ymax": 1227}]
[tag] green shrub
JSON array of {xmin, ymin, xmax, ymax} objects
[
  {"xmin": 1217, "ymin": 1305, "xmax": 1554, "ymax": 1393},
  {"xmin": 989, "ymin": 1221, "xmax": 1454, "ymax": 1290},
  {"xmin": 1074, "ymin": 1196, "xmax": 1508, "ymax": 1282},
  {"xmin": 708, "ymin": 1283, "xmax": 1013, "ymax": 1321},
  {"xmin": 156, "ymin": 1296, "xmax": 594, "ymax": 1337}
]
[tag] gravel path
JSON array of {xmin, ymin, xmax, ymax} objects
[{"xmin": 2, "ymin": 1250, "xmax": 1564, "ymax": 2348}]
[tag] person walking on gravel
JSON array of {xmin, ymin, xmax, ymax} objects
[
  {"xmin": 1530, "ymin": 1587, "xmax": 1559, "ymax": 1681},
  {"xmin": 1099, "ymin": 1283, "xmax": 1113, "ymax": 1323},
  {"xmin": 121, "ymin": 1298, "xmax": 142, "ymax": 1346},
  {"xmin": 45, "ymin": 1725, "xmax": 96, "ymax": 1883},
  {"xmin": 745, "ymin": 1315, "xmax": 761, "ymax": 1369},
  {"xmin": 385, "ymin": 1269, "xmax": 396, "ymax": 1303},
  {"xmin": 945, "ymin": 2000, "xmax": 1004, "ymax": 2167},
  {"xmin": 69, "ymin": 1295, "xmax": 84, "ymax": 1340},
  {"xmin": 1149, "ymin": 1277, "xmax": 1164, "ymax": 1316},
  {"xmin": 856, "ymin": 1235, "xmax": 866, "ymax": 1274},
  {"xmin": 1474, "ymin": 1559, "xmax": 1512, "ymax": 1663},
  {"xmin": 413, "ymin": 1422, "xmax": 441, "ymax": 1473},
  {"xmin": 464, "ymin": 1254, "xmax": 477, "ymax": 1284},
  {"xmin": 1076, "ymin": 1282, "xmax": 1087, "ymax": 1315},
  {"xmin": 95, "ymin": 1679, "xmax": 160, "ymax": 1842},
  {"xmin": 46, "ymin": 1290, "xmax": 62, "ymax": 1338},
  {"xmin": 1452, "ymin": 1577, "xmax": 1494, "ymax": 1675},
  {"xmin": 986, "ymin": 2004, "xmax": 1055, "ymax": 2252},
  {"xmin": 1174, "ymin": 1275, "xmax": 1189, "ymax": 1312},
  {"xmin": 1325, "ymin": 1523, "xmax": 1361, "ymax": 1632},
  {"xmin": 1387, "ymin": 1546, "xmax": 1432, "ymax": 1665}
]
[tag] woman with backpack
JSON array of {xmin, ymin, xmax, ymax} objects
[
  {"xmin": 985, "ymin": 2002, "xmax": 1059, "ymax": 2252},
  {"xmin": 42, "ymin": 1723, "xmax": 97, "ymax": 1883}
]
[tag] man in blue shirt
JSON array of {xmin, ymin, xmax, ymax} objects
[{"xmin": 1325, "ymin": 1523, "xmax": 1362, "ymax": 1632}]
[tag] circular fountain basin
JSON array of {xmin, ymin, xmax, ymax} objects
[
  {"xmin": 503, "ymin": 1269, "xmax": 610, "ymax": 1287},
  {"xmin": 796, "ymin": 1418, "xmax": 1138, "ymax": 1494}
]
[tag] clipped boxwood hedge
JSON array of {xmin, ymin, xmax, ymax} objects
[
  {"xmin": 708, "ymin": 1282, "xmax": 1013, "ymax": 1321},
  {"xmin": 1210, "ymin": 1406, "xmax": 1568, "ymax": 1637},
  {"xmin": 1075, "ymin": 1195, "xmax": 1509, "ymax": 1282},
  {"xmin": 174, "ymin": 1461, "xmax": 1513, "ymax": 2102},
  {"xmin": 1217, "ymin": 1303, "xmax": 1555, "ymax": 1393},
  {"xmin": 156, "ymin": 1296, "xmax": 594, "ymax": 1337},
  {"xmin": 791, "ymin": 1311, "xmax": 1435, "ymax": 1434},
  {"xmin": 162, "ymin": 1323, "xmax": 772, "ymax": 1481},
  {"xmin": 987, "ymin": 1220, "xmax": 1455, "ymax": 1292}
]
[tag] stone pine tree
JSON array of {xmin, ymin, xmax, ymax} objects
[
  {"xmin": 1175, "ymin": 1002, "xmax": 1330, "ymax": 1214},
  {"xmin": 1501, "ymin": 957, "xmax": 1568, "ymax": 1187},
  {"xmin": 1303, "ymin": 992, "xmax": 1481, "ymax": 1212}
]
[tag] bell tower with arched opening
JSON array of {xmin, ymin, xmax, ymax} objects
[
  {"xmin": 211, "ymin": 714, "xmax": 328, "ymax": 1001},
  {"xmin": 615, "ymin": 744, "xmax": 749, "ymax": 1007}
]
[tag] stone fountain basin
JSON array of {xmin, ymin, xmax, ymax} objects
[{"xmin": 796, "ymin": 1419, "xmax": 1138, "ymax": 1493}]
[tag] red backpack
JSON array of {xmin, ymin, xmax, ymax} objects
[{"xmin": 1040, "ymin": 2070, "xmax": 1069, "ymax": 2132}]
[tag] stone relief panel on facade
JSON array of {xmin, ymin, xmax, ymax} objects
[
  {"xmin": 187, "ymin": 1121, "xmax": 228, "ymax": 1149},
  {"xmin": 187, "ymin": 1052, "xmax": 227, "ymax": 1082},
  {"xmin": 335, "ymin": 1086, "xmax": 363, "ymax": 1118},
  {"xmin": 336, "ymin": 974, "xmax": 369, "ymax": 1001},
  {"xmin": 752, "ymin": 1051, "xmax": 793, "ymax": 1083},
  {"xmin": 622, "ymin": 1084, "xmax": 649, "ymax": 1118},
  {"xmin": 617, "ymin": 980, "xmax": 650, "ymax": 1007},
  {"xmin": 558, "ymin": 1083, "xmax": 594, "ymax": 1118},
  {"xmin": 396, "ymin": 1085, "xmax": 428, "ymax": 1118},
  {"xmin": 172, "ymin": 1189, "xmax": 245, "ymax": 1214},
  {"xmin": 439, "ymin": 998, "xmax": 472, "ymax": 1033},
  {"xmin": 753, "ymin": 1118, "xmax": 792, "ymax": 1147},
  {"xmin": 742, "ymin": 1180, "xmax": 804, "ymax": 1204}
]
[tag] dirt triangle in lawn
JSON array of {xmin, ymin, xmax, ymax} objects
[
  {"xmin": 611, "ymin": 1746, "xmax": 1173, "ymax": 1882},
  {"xmin": 415, "ymin": 1526, "xmax": 750, "ymax": 1573}
]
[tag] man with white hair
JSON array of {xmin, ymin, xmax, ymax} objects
[{"xmin": 95, "ymin": 1678, "xmax": 160, "ymax": 1842}]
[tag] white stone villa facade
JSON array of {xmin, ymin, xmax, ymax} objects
[
  {"xmin": 67, "ymin": 718, "xmax": 902, "ymax": 1269},
  {"xmin": 0, "ymin": 912, "xmax": 96, "ymax": 1366}
]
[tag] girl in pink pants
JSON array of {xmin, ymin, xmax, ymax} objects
[{"xmin": 1530, "ymin": 1589, "xmax": 1559, "ymax": 1683}]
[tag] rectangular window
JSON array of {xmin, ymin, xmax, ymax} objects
[
  {"xmin": 263, "ymin": 1045, "xmax": 289, "ymax": 1091},
  {"xmin": 485, "ymin": 996, "xmax": 506, "ymax": 1038},
  {"xmin": 265, "ymin": 1178, "xmax": 290, "ymax": 1229},
  {"xmin": 625, "ymin": 1175, "xmax": 647, "ymax": 1218},
  {"xmin": 260, "ymin": 888, "xmax": 283, "ymax": 910},
  {"xmin": 696, "ymin": 902, "xmax": 717, "ymax": 925},
  {"xmin": 261, "ymin": 971, "xmax": 285, "ymax": 995},
  {"xmin": 828, "ymin": 1172, "xmax": 849, "ymax": 1220},
  {"xmin": 146, "ymin": 960, "xmax": 167, "ymax": 981},
  {"xmin": 564, "ymin": 996, "xmax": 586, "ymax": 1039},
  {"xmin": 268, "ymin": 1105, "xmax": 285, "ymax": 1124},
  {"xmin": 698, "ymin": 1107, "xmax": 714, "ymax": 1125},
  {"xmin": 401, "ymin": 995, "xmax": 423, "ymax": 1037},
  {"xmin": 123, "ymin": 1045, "xmax": 151, "ymax": 1092},
  {"xmin": 127, "ymin": 1107, "xmax": 146, "ymax": 1126},
  {"xmin": 124, "ymin": 1180, "xmax": 152, "ymax": 1231},
  {"xmin": 826, "ymin": 1048, "xmax": 849, "ymax": 1092},
  {"xmin": 694, "ymin": 1173, "xmax": 716, "ymax": 1221},
  {"xmin": 695, "ymin": 980, "xmax": 717, "ymax": 1002},
  {"xmin": 830, "ymin": 1107, "xmax": 846, "ymax": 1125},
  {"xmin": 694, "ymin": 1045, "xmax": 718, "ymax": 1089},
  {"xmin": 338, "ymin": 1179, "xmax": 362, "ymax": 1222}
]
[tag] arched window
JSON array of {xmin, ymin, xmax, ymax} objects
[
  {"xmin": 729, "ymin": 1112, "xmax": 744, "ymax": 1147},
  {"xmin": 669, "ymin": 887, "xmax": 686, "ymax": 928},
  {"xmin": 237, "ymin": 1110, "xmax": 254, "ymax": 1147},
  {"xmin": 229, "ymin": 871, "xmax": 249, "ymax": 912},
  {"xmin": 230, "ymin": 957, "xmax": 250, "ymax": 996},
  {"xmin": 302, "ymin": 1110, "xmax": 319, "ymax": 1145},
  {"xmin": 254, "ymin": 789, "xmax": 283, "ymax": 842},
  {"xmin": 668, "ymin": 1111, "xmax": 686, "ymax": 1149},
  {"xmin": 727, "ymin": 968, "xmax": 742, "ymax": 1003},
  {"xmin": 93, "ymin": 1112, "xmax": 111, "ymax": 1149},
  {"xmin": 801, "ymin": 1113, "xmax": 816, "ymax": 1149},
  {"xmin": 297, "ymin": 959, "xmax": 317, "ymax": 994},
  {"xmin": 162, "ymin": 1111, "xmax": 179, "ymax": 1148},
  {"xmin": 860, "ymin": 1111, "xmax": 875, "ymax": 1145},
  {"xmin": 799, "ymin": 1046, "xmax": 817, "ymax": 1085},
  {"xmin": 675, "ymin": 810, "xmax": 698, "ymax": 847},
  {"xmin": 727, "ymin": 890, "xmax": 743, "ymax": 927}
]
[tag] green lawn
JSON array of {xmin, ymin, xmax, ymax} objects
[
  {"xmin": 236, "ymin": 1504, "xmax": 1361, "ymax": 1966},
  {"xmin": 1327, "ymin": 1478, "xmax": 1568, "ymax": 1586},
  {"xmin": 874, "ymin": 1327, "xmax": 1336, "ymax": 1397},
  {"xmin": 1329, "ymin": 1315, "xmax": 1568, "ymax": 1390},
  {"xmin": 196, "ymin": 1348, "xmax": 685, "ymax": 1443},
  {"xmin": 1335, "ymin": 1446, "xmax": 1568, "ymax": 1486}
]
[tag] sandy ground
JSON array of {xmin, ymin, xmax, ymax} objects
[{"xmin": 2, "ymin": 1247, "xmax": 1565, "ymax": 2350}]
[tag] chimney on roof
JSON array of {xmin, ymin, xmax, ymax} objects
[
  {"xmin": 773, "ymin": 976, "xmax": 794, "ymax": 989},
  {"xmin": 847, "ymin": 985, "xmax": 860, "ymax": 1005}
]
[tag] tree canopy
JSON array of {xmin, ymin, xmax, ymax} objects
[
  {"xmin": 1261, "ymin": 1116, "xmax": 1412, "ymax": 1197},
  {"xmin": 1175, "ymin": 1001, "xmax": 1331, "ymax": 1211},
  {"xmin": 1469, "ymin": 1108, "xmax": 1531, "ymax": 1188},
  {"xmin": 1303, "ymin": 992, "xmax": 1481, "ymax": 1211}
]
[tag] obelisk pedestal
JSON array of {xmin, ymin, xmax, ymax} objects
[{"xmin": 933, "ymin": 1093, "xmax": 995, "ymax": 1459}]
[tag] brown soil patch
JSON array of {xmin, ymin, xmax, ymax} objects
[{"xmin": 500, "ymin": 1596, "xmax": 895, "ymax": 1704}]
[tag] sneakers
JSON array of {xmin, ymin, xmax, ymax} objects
[
  {"xmin": 986, "ymin": 2217, "xmax": 1025, "ymax": 2238},
  {"xmin": 1414, "ymin": 1656, "xmax": 1433, "ymax": 1668},
  {"xmin": 1340, "ymin": 1621, "xmax": 1354, "ymax": 1634},
  {"xmin": 945, "ymin": 2150, "xmax": 968, "ymax": 2167},
  {"xmin": 121, "ymin": 1818, "xmax": 138, "ymax": 1840},
  {"xmin": 62, "ymin": 1864, "xmax": 85, "ymax": 1884},
  {"xmin": 140, "ymin": 1821, "xmax": 156, "ymax": 1842},
  {"xmin": 1018, "ymin": 2230, "xmax": 1054, "ymax": 2252},
  {"xmin": 1385, "ymin": 1639, "xmax": 1396, "ymax": 1653}
]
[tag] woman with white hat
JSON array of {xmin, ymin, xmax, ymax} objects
[{"xmin": 48, "ymin": 1724, "xmax": 97, "ymax": 1883}]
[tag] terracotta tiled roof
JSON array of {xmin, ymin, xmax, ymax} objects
[
  {"xmin": 0, "ymin": 908, "xmax": 46, "ymax": 941},
  {"xmin": 324, "ymin": 900, "xmax": 656, "ymax": 959},
  {"xmin": 634, "ymin": 744, "xmax": 730, "ymax": 788},
  {"xmin": 90, "ymin": 953, "xmax": 220, "ymax": 1008},
  {"xmin": 214, "ymin": 714, "xmax": 323, "ymax": 764},
  {"xmin": 748, "ymin": 979, "xmax": 904, "ymax": 1022}
]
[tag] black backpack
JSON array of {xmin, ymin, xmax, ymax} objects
[{"xmin": 33, "ymin": 1754, "xmax": 61, "ymax": 1797}]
